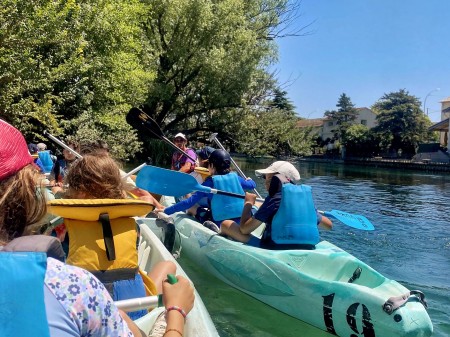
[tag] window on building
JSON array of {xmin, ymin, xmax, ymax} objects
[
  {"xmin": 328, "ymin": 121, "xmax": 333, "ymax": 126},
  {"xmin": 361, "ymin": 120, "xmax": 367, "ymax": 126}
]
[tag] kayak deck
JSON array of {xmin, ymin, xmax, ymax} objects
[{"xmin": 137, "ymin": 196, "xmax": 433, "ymax": 337}]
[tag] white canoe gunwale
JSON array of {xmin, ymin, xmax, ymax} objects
[
  {"xmin": 136, "ymin": 197, "xmax": 433, "ymax": 337},
  {"xmin": 132, "ymin": 223, "xmax": 219, "ymax": 336}
]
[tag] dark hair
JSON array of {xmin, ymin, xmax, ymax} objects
[
  {"xmin": 208, "ymin": 150, "xmax": 231, "ymax": 175},
  {"xmin": 27, "ymin": 143, "xmax": 38, "ymax": 154}
]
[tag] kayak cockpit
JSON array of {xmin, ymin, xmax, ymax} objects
[{"xmin": 276, "ymin": 244, "xmax": 386, "ymax": 288}]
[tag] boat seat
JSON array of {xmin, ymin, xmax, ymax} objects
[{"xmin": 138, "ymin": 237, "xmax": 151, "ymax": 271}]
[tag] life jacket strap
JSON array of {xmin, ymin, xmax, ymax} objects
[
  {"xmin": 90, "ymin": 267, "xmax": 138, "ymax": 284},
  {"xmin": 99, "ymin": 213, "xmax": 115, "ymax": 261}
]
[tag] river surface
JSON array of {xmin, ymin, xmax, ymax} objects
[{"xmin": 175, "ymin": 159, "xmax": 449, "ymax": 337}]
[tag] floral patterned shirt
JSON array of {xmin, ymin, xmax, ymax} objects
[{"xmin": 44, "ymin": 258, "xmax": 133, "ymax": 337}]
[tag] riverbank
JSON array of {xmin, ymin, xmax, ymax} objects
[{"xmin": 299, "ymin": 156, "xmax": 450, "ymax": 172}]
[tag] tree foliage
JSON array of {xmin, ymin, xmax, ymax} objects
[
  {"xmin": 343, "ymin": 124, "xmax": 382, "ymax": 157},
  {"xmin": 372, "ymin": 89, "xmax": 435, "ymax": 156},
  {"xmin": 324, "ymin": 93, "xmax": 358, "ymax": 142},
  {"xmin": 0, "ymin": 0, "xmax": 152, "ymax": 159},
  {"xmin": 1, "ymin": 0, "xmax": 310, "ymax": 160},
  {"xmin": 141, "ymin": 0, "xmax": 284, "ymax": 131},
  {"xmin": 269, "ymin": 88, "xmax": 296, "ymax": 112},
  {"xmin": 233, "ymin": 108, "xmax": 313, "ymax": 157}
]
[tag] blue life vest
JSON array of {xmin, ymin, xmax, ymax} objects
[
  {"xmin": 0, "ymin": 252, "xmax": 50, "ymax": 337},
  {"xmin": 54, "ymin": 159, "xmax": 68, "ymax": 182},
  {"xmin": 211, "ymin": 172, "xmax": 245, "ymax": 221},
  {"xmin": 38, "ymin": 151, "xmax": 54, "ymax": 173},
  {"xmin": 271, "ymin": 183, "xmax": 319, "ymax": 245}
]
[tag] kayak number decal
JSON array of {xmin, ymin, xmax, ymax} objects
[{"xmin": 323, "ymin": 293, "xmax": 375, "ymax": 337}]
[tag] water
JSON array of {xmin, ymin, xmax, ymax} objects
[{"xmin": 175, "ymin": 159, "xmax": 450, "ymax": 337}]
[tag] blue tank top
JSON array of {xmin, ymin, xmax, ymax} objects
[
  {"xmin": 211, "ymin": 172, "xmax": 245, "ymax": 221},
  {"xmin": 271, "ymin": 184, "xmax": 319, "ymax": 245}
]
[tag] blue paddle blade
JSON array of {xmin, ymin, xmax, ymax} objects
[
  {"xmin": 324, "ymin": 210, "xmax": 374, "ymax": 231},
  {"xmin": 136, "ymin": 165, "xmax": 212, "ymax": 197}
]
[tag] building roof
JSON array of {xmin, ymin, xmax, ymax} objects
[
  {"xmin": 296, "ymin": 118, "xmax": 325, "ymax": 128},
  {"xmin": 440, "ymin": 96, "xmax": 450, "ymax": 103},
  {"xmin": 429, "ymin": 118, "xmax": 449, "ymax": 132},
  {"xmin": 355, "ymin": 107, "xmax": 377, "ymax": 115}
]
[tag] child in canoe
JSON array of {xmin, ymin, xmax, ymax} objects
[
  {"xmin": 158, "ymin": 149, "xmax": 256, "ymax": 232},
  {"xmin": 49, "ymin": 154, "xmax": 176, "ymax": 319},
  {"xmin": 220, "ymin": 161, "xmax": 333, "ymax": 249}
]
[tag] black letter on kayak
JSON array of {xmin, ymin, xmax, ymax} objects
[
  {"xmin": 346, "ymin": 303, "xmax": 375, "ymax": 337},
  {"xmin": 323, "ymin": 293, "xmax": 337, "ymax": 335}
]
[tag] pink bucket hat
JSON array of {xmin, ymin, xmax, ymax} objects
[{"xmin": 0, "ymin": 119, "xmax": 34, "ymax": 181}]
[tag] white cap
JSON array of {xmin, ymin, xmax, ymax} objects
[
  {"xmin": 174, "ymin": 133, "xmax": 187, "ymax": 140},
  {"xmin": 255, "ymin": 161, "xmax": 300, "ymax": 182},
  {"xmin": 37, "ymin": 142, "xmax": 47, "ymax": 151}
]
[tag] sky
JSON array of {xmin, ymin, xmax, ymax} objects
[{"xmin": 273, "ymin": 0, "xmax": 450, "ymax": 123}]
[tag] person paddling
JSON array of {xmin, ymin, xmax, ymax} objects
[
  {"xmin": 171, "ymin": 133, "xmax": 197, "ymax": 173},
  {"xmin": 159, "ymin": 149, "xmax": 257, "ymax": 232},
  {"xmin": 220, "ymin": 161, "xmax": 333, "ymax": 249},
  {"xmin": 49, "ymin": 139, "xmax": 79, "ymax": 196}
]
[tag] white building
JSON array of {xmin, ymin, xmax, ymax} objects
[
  {"xmin": 429, "ymin": 96, "xmax": 450, "ymax": 150},
  {"xmin": 297, "ymin": 107, "xmax": 377, "ymax": 141}
]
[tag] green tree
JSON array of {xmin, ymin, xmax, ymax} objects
[
  {"xmin": 343, "ymin": 124, "xmax": 372, "ymax": 157},
  {"xmin": 324, "ymin": 93, "xmax": 358, "ymax": 142},
  {"xmin": 233, "ymin": 108, "xmax": 313, "ymax": 157},
  {"xmin": 372, "ymin": 89, "xmax": 434, "ymax": 157},
  {"xmin": 269, "ymin": 88, "xmax": 296, "ymax": 112},
  {"xmin": 141, "ymin": 0, "xmax": 299, "ymax": 134},
  {"xmin": 0, "ymin": 0, "xmax": 152, "ymax": 159}
]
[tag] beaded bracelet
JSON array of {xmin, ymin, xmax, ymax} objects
[
  {"xmin": 163, "ymin": 328, "xmax": 183, "ymax": 337},
  {"xmin": 165, "ymin": 306, "xmax": 187, "ymax": 321}
]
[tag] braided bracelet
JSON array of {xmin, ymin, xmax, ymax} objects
[
  {"xmin": 165, "ymin": 306, "xmax": 187, "ymax": 321},
  {"xmin": 163, "ymin": 328, "xmax": 183, "ymax": 337}
]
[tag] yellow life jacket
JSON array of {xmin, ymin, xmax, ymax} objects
[
  {"xmin": 194, "ymin": 167, "xmax": 211, "ymax": 181},
  {"xmin": 48, "ymin": 199, "xmax": 156, "ymax": 295}
]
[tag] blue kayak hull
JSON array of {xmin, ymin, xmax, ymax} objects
[{"xmin": 138, "ymin": 205, "xmax": 432, "ymax": 337}]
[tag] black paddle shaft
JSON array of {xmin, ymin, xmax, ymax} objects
[{"xmin": 126, "ymin": 108, "xmax": 197, "ymax": 162}]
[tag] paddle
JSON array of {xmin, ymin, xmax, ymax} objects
[
  {"xmin": 136, "ymin": 165, "xmax": 374, "ymax": 230},
  {"xmin": 43, "ymin": 130, "xmax": 83, "ymax": 159},
  {"xmin": 115, "ymin": 274, "xmax": 178, "ymax": 311},
  {"xmin": 44, "ymin": 130, "xmax": 148, "ymax": 181},
  {"xmin": 209, "ymin": 133, "xmax": 262, "ymax": 199},
  {"xmin": 319, "ymin": 210, "xmax": 374, "ymax": 231},
  {"xmin": 136, "ymin": 165, "xmax": 247, "ymax": 199},
  {"xmin": 127, "ymin": 107, "xmax": 197, "ymax": 162}
]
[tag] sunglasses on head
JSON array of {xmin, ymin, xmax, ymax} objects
[{"xmin": 259, "ymin": 172, "xmax": 279, "ymax": 180}]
